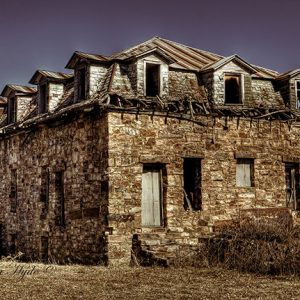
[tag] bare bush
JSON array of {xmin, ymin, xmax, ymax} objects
[{"xmin": 204, "ymin": 217, "xmax": 300, "ymax": 275}]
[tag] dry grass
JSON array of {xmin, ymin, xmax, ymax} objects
[{"xmin": 0, "ymin": 261, "xmax": 299, "ymax": 299}]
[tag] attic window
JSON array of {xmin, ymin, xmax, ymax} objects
[
  {"xmin": 296, "ymin": 81, "xmax": 300, "ymax": 109},
  {"xmin": 39, "ymin": 84, "xmax": 48, "ymax": 113},
  {"xmin": 7, "ymin": 96, "xmax": 17, "ymax": 124},
  {"xmin": 225, "ymin": 75, "xmax": 242, "ymax": 104},
  {"xmin": 78, "ymin": 68, "xmax": 86, "ymax": 100},
  {"xmin": 145, "ymin": 63, "xmax": 160, "ymax": 97}
]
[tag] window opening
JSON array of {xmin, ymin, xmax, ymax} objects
[
  {"xmin": 40, "ymin": 167, "xmax": 50, "ymax": 217},
  {"xmin": 39, "ymin": 84, "xmax": 48, "ymax": 113},
  {"xmin": 183, "ymin": 158, "xmax": 202, "ymax": 211},
  {"xmin": 236, "ymin": 158, "xmax": 254, "ymax": 187},
  {"xmin": 285, "ymin": 163, "xmax": 300, "ymax": 210},
  {"xmin": 225, "ymin": 75, "xmax": 242, "ymax": 104},
  {"xmin": 55, "ymin": 171, "xmax": 65, "ymax": 227},
  {"xmin": 296, "ymin": 81, "xmax": 300, "ymax": 109},
  {"xmin": 7, "ymin": 97, "xmax": 17, "ymax": 124},
  {"xmin": 10, "ymin": 170, "xmax": 17, "ymax": 212},
  {"xmin": 146, "ymin": 63, "xmax": 160, "ymax": 97},
  {"xmin": 78, "ymin": 68, "xmax": 86, "ymax": 100}
]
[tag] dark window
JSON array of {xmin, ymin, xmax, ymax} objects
[
  {"xmin": 225, "ymin": 75, "xmax": 242, "ymax": 104},
  {"xmin": 296, "ymin": 81, "xmax": 300, "ymax": 109},
  {"xmin": 285, "ymin": 163, "xmax": 300, "ymax": 210},
  {"xmin": 10, "ymin": 170, "xmax": 17, "ymax": 213},
  {"xmin": 10, "ymin": 234, "xmax": 17, "ymax": 255},
  {"xmin": 7, "ymin": 97, "xmax": 17, "ymax": 124},
  {"xmin": 55, "ymin": 171, "xmax": 65, "ymax": 227},
  {"xmin": 40, "ymin": 236, "xmax": 49, "ymax": 262},
  {"xmin": 40, "ymin": 167, "xmax": 50, "ymax": 217},
  {"xmin": 146, "ymin": 63, "xmax": 160, "ymax": 97},
  {"xmin": 236, "ymin": 158, "xmax": 254, "ymax": 187},
  {"xmin": 183, "ymin": 158, "xmax": 202, "ymax": 211},
  {"xmin": 78, "ymin": 68, "xmax": 86, "ymax": 100},
  {"xmin": 39, "ymin": 84, "xmax": 48, "ymax": 113}
]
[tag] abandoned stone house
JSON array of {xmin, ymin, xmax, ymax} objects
[{"xmin": 0, "ymin": 36, "xmax": 300, "ymax": 265}]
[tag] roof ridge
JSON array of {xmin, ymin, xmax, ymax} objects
[
  {"xmin": 111, "ymin": 36, "xmax": 160, "ymax": 58},
  {"xmin": 157, "ymin": 37, "xmax": 224, "ymax": 59}
]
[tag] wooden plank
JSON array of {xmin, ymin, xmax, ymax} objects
[{"xmin": 141, "ymin": 167, "xmax": 162, "ymax": 226}]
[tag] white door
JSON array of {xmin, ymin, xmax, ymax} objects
[{"xmin": 141, "ymin": 166, "xmax": 162, "ymax": 226}]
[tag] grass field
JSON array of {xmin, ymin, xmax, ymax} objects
[{"xmin": 0, "ymin": 261, "xmax": 299, "ymax": 299}]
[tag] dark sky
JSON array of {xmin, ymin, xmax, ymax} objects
[{"xmin": 0, "ymin": 0, "xmax": 299, "ymax": 89}]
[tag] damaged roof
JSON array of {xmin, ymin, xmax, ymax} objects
[
  {"xmin": 1, "ymin": 84, "xmax": 37, "ymax": 97},
  {"xmin": 29, "ymin": 70, "xmax": 73, "ymax": 85},
  {"xmin": 65, "ymin": 51, "xmax": 110, "ymax": 69}
]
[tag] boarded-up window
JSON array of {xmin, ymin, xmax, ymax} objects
[
  {"xmin": 78, "ymin": 68, "xmax": 86, "ymax": 100},
  {"xmin": 296, "ymin": 81, "xmax": 300, "ymax": 109},
  {"xmin": 40, "ymin": 236, "xmax": 49, "ymax": 262},
  {"xmin": 141, "ymin": 164, "xmax": 163, "ymax": 226},
  {"xmin": 225, "ymin": 75, "xmax": 242, "ymax": 104},
  {"xmin": 285, "ymin": 163, "xmax": 300, "ymax": 210},
  {"xmin": 39, "ymin": 84, "xmax": 48, "ymax": 113},
  {"xmin": 146, "ymin": 63, "xmax": 160, "ymax": 97},
  {"xmin": 183, "ymin": 158, "xmax": 202, "ymax": 211},
  {"xmin": 10, "ymin": 170, "xmax": 17, "ymax": 212},
  {"xmin": 7, "ymin": 97, "xmax": 17, "ymax": 124},
  {"xmin": 55, "ymin": 171, "xmax": 65, "ymax": 227},
  {"xmin": 236, "ymin": 159, "xmax": 254, "ymax": 187},
  {"xmin": 40, "ymin": 167, "xmax": 50, "ymax": 217}
]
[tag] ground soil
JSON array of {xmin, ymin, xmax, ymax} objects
[{"xmin": 0, "ymin": 261, "xmax": 299, "ymax": 299}]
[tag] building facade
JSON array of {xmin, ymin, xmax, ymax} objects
[{"xmin": 0, "ymin": 37, "xmax": 300, "ymax": 265}]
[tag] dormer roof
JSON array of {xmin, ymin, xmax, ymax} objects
[
  {"xmin": 29, "ymin": 70, "xmax": 73, "ymax": 85},
  {"xmin": 1, "ymin": 84, "xmax": 37, "ymax": 97},
  {"xmin": 276, "ymin": 69, "xmax": 300, "ymax": 81},
  {"xmin": 65, "ymin": 51, "xmax": 109, "ymax": 69}
]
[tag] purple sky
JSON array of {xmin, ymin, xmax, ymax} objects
[{"xmin": 0, "ymin": 0, "xmax": 299, "ymax": 89}]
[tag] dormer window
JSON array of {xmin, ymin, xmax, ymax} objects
[
  {"xmin": 296, "ymin": 81, "xmax": 300, "ymax": 109},
  {"xmin": 39, "ymin": 84, "xmax": 48, "ymax": 114},
  {"xmin": 145, "ymin": 63, "xmax": 160, "ymax": 97},
  {"xmin": 7, "ymin": 97, "xmax": 17, "ymax": 124},
  {"xmin": 78, "ymin": 68, "xmax": 87, "ymax": 100},
  {"xmin": 225, "ymin": 75, "xmax": 242, "ymax": 104}
]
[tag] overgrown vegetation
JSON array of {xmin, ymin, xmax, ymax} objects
[{"xmin": 202, "ymin": 216, "xmax": 300, "ymax": 276}]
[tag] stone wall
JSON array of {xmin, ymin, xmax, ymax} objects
[
  {"xmin": 106, "ymin": 111, "xmax": 300, "ymax": 263},
  {"xmin": 89, "ymin": 65, "xmax": 108, "ymax": 97},
  {"xmin": 0, "ymin": 111, "xmax": 109, "ymax": 264},
  {"xmin": 17, "ymin": 96, "xmax": 33, "ymax": 121},
  {"xmin": 48, "ymin": 83, "xmax": 64, "ymax": 112}
]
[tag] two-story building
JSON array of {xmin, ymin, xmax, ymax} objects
[{"xmin": 0, "ymin": 37, "xmax": 300, "ymax": 265}]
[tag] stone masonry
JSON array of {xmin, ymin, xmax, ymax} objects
[{"xmin": 0, "ymin": 37, "xmax": 299, "ymax": 265}]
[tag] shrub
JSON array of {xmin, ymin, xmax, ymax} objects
[{"xmin": 203, "ymin": 217, "xmax": 300, "ymax": 275}]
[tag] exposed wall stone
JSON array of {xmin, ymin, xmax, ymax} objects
[
  {"xmin": 0, "ymin": 111, "xmax": 109, "ymax": 264},
  {"xmin": 89, "ymin": 65, "xmax": 107, "ymax": 97},
  {"xmin": 48, "ymin": 83, "xmax": 64, "ymax": 112},
  {"xmin": 106, "ymin": 112, "xmax": 300, "ymax": 263},
  {"xmin": 17, "ymin": 96, "xmax": 33, "ymax": 121}
]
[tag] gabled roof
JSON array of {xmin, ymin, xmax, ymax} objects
[
  {"xmin": 276, "ymin": 69, "xmax": 300, "ymax": 80},
  {"xmin": 29, "ymin": 70, "xmax": 73, "ymax": 85},
  {"xmin": 201, "ymin": 55, "xmax": 258, "ymax": 74},
  {"xmin": 1, "ymin": 84, "xmax": 37, "ymax": 97},
  {"xmin": 112, "ymin": 36, "xmax": 222, "ymax": 71},
  {"xmin": 65, "ymin": 51, "xmax": 109, "ymax": 69},
  {"xmin": 0, "ymin": 96, "xmax": 7, "ymax": 105}
]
